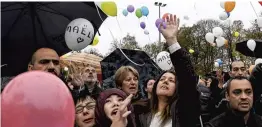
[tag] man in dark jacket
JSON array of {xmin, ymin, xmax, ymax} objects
[
  {"xmin": 249, "ymin": 63, "xmax": 262, "ymax": 116},
  {"xmin": 205, "ymin": 76, "xmax": 262, "ymax": 127}
]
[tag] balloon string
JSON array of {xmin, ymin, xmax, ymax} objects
[
  {"xmin": 250, "ymin": 1, "xmax": 258, "ymax": 18},
  {"xmin": 118, "ymin": 48, "xmax": 145, "ymax": 66},
  {"xmin": 95, "ymin": 4, "xmax": 145, "ymax": 66},
  {"xmin": 148, "ymin": 35, "xmax": 152, "ymax": 43},
  {"xmin": 116, "ymin": 17, "xmax": 125, "ymax": 45},
  {"xmin": 95, "ymin": 4, "xmax": 118, "ymax": 46},
  {"xmin": 194, "ymin": 2, "xmax": 198, "ymax": 16}
]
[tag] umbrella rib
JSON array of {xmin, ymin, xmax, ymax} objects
[
  {"xmin": 36, "ymin": 2, "xmax": 72, "ymax": 20},
  {"xmin": 1, "ymin": 8, "xmax": 25, "ymax": 12},
  {"xmin": 36, "ymin": 2, "xmax": 58, "ymax": 8},
  {"xmin": 1, "ymin": 2, "xmax": 21, "ymax": 9},
  {"xmin": 37, "ymin": 8, "xmax": 64, "ymax": 17},
  {"xmin": 4, "ymin": 7, "xmax": 28, "ymax": 39},
  {"xmin": 35, "ymin": 9, "xmax": 51, "ymax": 47}
]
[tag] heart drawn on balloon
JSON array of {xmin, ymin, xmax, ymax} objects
[{"xmin": 77, "ymin": 37, "xmax": 84, "ymax": 43}]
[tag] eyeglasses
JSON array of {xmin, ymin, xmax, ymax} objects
[{"xmin": 75, "ymin": 102, "xmax": 96, "ymax": 114}]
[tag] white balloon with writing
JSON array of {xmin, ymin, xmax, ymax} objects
[
  {"xmin": 255, "ymin": 58, "xmax": 262, "ymax": 65},
  {"xmin": 156, "ymin": 51, "xmax": 173, "ymax": 71},
  {"xmin": 247, "ymin": 39, "xmax": 256, "ymax": 51},
  {"xmin": 212, "ymin": 27, "xmax": 224, "ymax": 37},
  {"xmin": 65, "ymin": 18, "xmax": 94, "ymax": 51}
]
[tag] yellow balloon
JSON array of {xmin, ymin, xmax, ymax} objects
[
  {"xmin": 101, "ymin": 2, "xmax": 117, "ymax": 17},
  {"xmin": 234, "ymin": 32, "xmax": 239, "ymax": 37},
  {"xmin": 189, "ymin": 49, "xmax": 194, "ymax": 54},
  {"xmin": 92, "ymin": 36, "xmax": 99, "ymax": 46}
]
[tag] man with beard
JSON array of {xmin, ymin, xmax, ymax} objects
[
  {"xmin": 205, "ymin": 76, "xmax": 262, "ymax": 127},
  {"xmin": 82, "ymin": 65, "xmax": 103, "ymax": 99},
  {"xmin": 28, "ymin": 48, "xmax": 60, "ymax": 76}
]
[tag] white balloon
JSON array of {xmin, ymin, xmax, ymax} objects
[
  {"xmin": 144, "ymin": 30, "xmax": 149, "ymax": 35},
  {"xmin": 219, "ymin": 11, "xmax": 228, "ymax": 20},
  {"xmin": 220, "ymin": 1, "xmax": 225, "ymax": 9},
  {"xmin": 214, "ymin": 62, "xmax": 219, "ymax": 68},
  {"xmin": 65, "ymin": 18, "xmax": 94, "ymax": 51},
  {"xmin": 212, "ymin": 27, "xmax": 224, "ymax": 37},
  {"xmin": 255, "ymin": 58, "xmax": 262, "ymax": 65},
  {"xmin": 247, "ymin": 39, "xmax": 256, "ymax": 51},
  {"xmin": 184, "ymin": 15, "xmax": 189, "ymax": 20},
  {"xmin": 205, "ymin": 33, "xmax": 215, "ymax": 43},
  {"xmin": 156, "ymin": 51, "xmax": 173, "ymax": 71},
  {"xmin": 216, "ymin": 37, "xmax": 225, "ymax": 47},
  {"xmin": 258, "ymin": 10, "xmax": 262, "ymax": 17},
  {"xmin": 257, "ymin": 17, "xmax": 262, "ymax": 28}
]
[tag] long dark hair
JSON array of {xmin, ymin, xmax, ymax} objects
[{"xmin": 151, "ymin": 70, "xmax": 179, "ymax": 126}]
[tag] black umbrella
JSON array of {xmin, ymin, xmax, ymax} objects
[
  {"xmin": 236, "ymin": 40, "xmax": 262, "ymax": 58},
  {"xmin": 1, "ymin": 2, "xmax": 107, "ymax": 76},
  {"xmin": 100, "ymin": 48, "xmax": 162, "ymax": 97}
]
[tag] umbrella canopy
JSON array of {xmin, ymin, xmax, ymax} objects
[
  {"xmin": 101, "ymin": 48, "xmax": 162, "ymax": 97},
  {"xmin": 1, "ymin": 2, "xmax": 107, "ymax": 77},
  {"xmin": 60, "ymin": 52, "xmax": 103, "ymax": 82},
  {"xmin": 236, "ymin": 40, "xmax": 262, "ymax": 58}
]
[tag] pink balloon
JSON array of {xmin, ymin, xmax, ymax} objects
[{"xmin": 1, "ymin": 71, "xmax": 75, "ymax": 127}]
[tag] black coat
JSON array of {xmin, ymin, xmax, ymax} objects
[
  {"xmin": 205, "ymin": 110, "xmax": 262, "ymax": 127},
  {"xmin": 249, "ymin": 63, "xmax": 262, "ymax": 116},
  {"xmin": 197, "ymin": 84, "xmax": 212, "ymax": 123},
  {"xmin": 139, "ymin": 48, "xmax": 200, "ymax": 127}
]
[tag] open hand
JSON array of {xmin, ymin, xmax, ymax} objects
[{"xmin": 159, "ymin": 14, "xmax": 180, "ymax": 46}]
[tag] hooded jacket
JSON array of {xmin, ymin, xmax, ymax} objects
[{"xmin": 95, "ymin": 88, "xmax": 136, "ymax": 127}]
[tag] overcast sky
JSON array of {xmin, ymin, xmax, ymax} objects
[{"xmin": 83, "ymin": 0, "xmax": 262, "ymax": 55}]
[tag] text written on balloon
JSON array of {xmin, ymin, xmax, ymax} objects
[
  {"xmin": 157, "ymin": 55, "xmax": 172, "ymax": 65},
  {"xmin": 66, "ymin": 25, "xmax": 93, "ymax": 43}
]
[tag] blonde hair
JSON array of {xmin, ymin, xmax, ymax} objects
[{"xmin": 115, "ymin": 66, "xmax": 139, "ymax": 88}]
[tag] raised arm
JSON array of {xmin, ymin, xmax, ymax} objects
[{"xmin": 160, "ymin": 14, "xmax": 200, "ymax": 127}]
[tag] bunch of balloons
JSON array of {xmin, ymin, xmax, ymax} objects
[
  {"xmin": 123, "ymin": 5, "xmax": 150, "ymax": 35},
  {"xmin": 219, "ymin": 1, "xmax": 236, "ymax": 20},
  {"xmin": 205, "ymin": 27, "xmax": 228, "ymax": 48},
  {"xmin": 122, "ymin": 5, "xmax": 149, "ymax": 18}
]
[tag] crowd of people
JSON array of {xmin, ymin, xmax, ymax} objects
[{"xmin": 2, "ymin": 14, "xmax": 262, "ymax": 127}]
